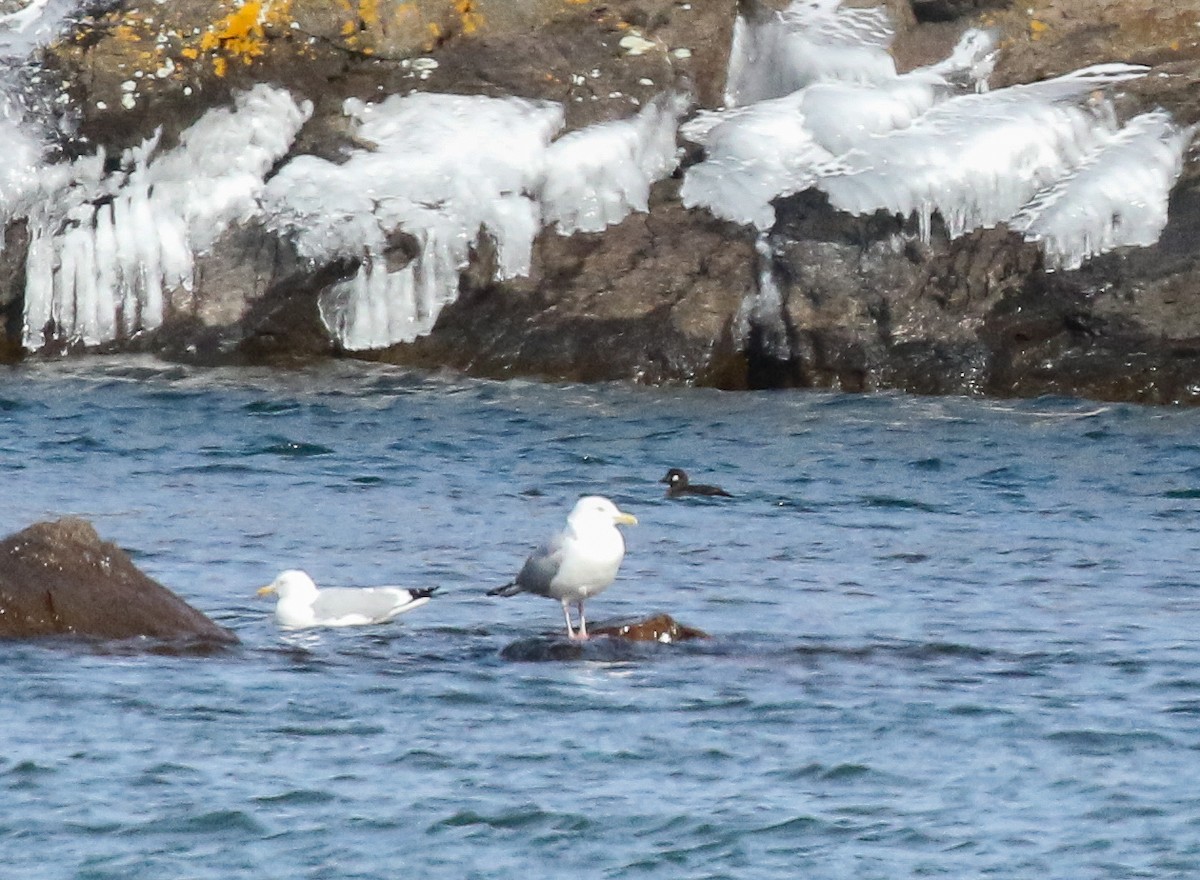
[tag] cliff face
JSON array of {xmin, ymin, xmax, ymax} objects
[
  {"xmin": 819, "ymin": 0, "xmax": 1200, "ymax": 404},
  {"xmin": 3, "ymin": 0, "xmax": 1199, "ymax": 402}
]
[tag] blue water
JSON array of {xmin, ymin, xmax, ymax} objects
[{"xmin": 3, "ymin": 356, "xmax": 1200, "ymax": 879}]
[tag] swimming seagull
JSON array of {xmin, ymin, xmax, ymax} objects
[
  {"xmin": 661, "ymin": 468, "xmax": 733, "ymax": 499},
  {"xmin": 257, "ymin": 569, "xmax": 436, "ymax": 629},
  {"xmin": 488, "ymin": 495, "xmax": 638, "ymax": 640}
]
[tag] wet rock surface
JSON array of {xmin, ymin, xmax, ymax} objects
[
  {"xmin": 0, "ymin": 517, "xmax": 238, "ymax": 646},
  {"xmin": 756, "ymin": 183, "xmax": 1200, "ymax": 404},
  {"xmin": 371, "ymin": 192, "xmax": 756, "ymax": 387}
]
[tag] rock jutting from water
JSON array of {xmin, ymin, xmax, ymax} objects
[
  {"xmin": 0, "ymin": 0, "xmax": 1197, "ymax": 404},
  {"xmin": 0, "ymin": 517, "xmax": 238, "ymax": 646},
  {"xmin": 499, "ymin": 613, "xmax": 709, "ymax": 661},
  {"xmin": 589, "ymin": 613, "xmax": 710, "ymax": 642}
]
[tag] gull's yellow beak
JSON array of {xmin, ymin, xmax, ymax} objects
[
  {"xmin": 615, "ymin": 512, "xmax": 638, "ymax": 526},
  {"xmin": 256, "ymin": 584, "xmax": 277, "ymax": 597}
]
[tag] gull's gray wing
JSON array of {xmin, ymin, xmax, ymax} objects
[
  {"xmin": 512, "ymin": 532, "xmax": 567, "ymax": 598},
  {"xmin": 312, "ymin": 587, "xmax": 419, "ymax": 623}
]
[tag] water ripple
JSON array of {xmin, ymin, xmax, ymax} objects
[{"xmin": 3, "ymin": 357, "xmax": 1200, "ymax": 879}]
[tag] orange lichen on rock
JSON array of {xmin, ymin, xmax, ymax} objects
[
  {"xmin": 985, "ymin": 0, "xmax": 1200, "ymax": 84},
  {"xmin": 360, "ymin": 0, "xmax": 381, "ymax": 29},
  {"xmin": 110, "ymin": 23, "xmax": 145, "ymax": 44},
  {"xmin": 334, "ymin": 0, "xmax": 388, "ymax": 53},
  {"xmin": 454, "ymin": 0, "xmax": 483, "ymax": 35},
  {"xmin": 192, "ymin": 0, "xmax": 296, "ymax": 76}
]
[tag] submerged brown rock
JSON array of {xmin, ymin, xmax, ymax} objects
[
  {"xmin": 590, "ymin": 613, "xmax": 710, "ymax": 642},
  {"xmin": 0, "ymin": 517, "xmax": 237, "ymax": 645}
]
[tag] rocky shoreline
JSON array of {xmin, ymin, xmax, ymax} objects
[{"xmin": 1, "ymin": 0, "xmax": 1198, "ymax": 403}]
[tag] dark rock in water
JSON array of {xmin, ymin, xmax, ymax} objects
[
  {"xmin": 590, "ymin": 613, "xmax": 709, "ymax": 642},
  {"xmin": 500, "ymin": 637, "xmax": 592, "ymax": 663},
  {"xmin": 0, "ymin": 518, "xmax": 238, "ymax": 646}
]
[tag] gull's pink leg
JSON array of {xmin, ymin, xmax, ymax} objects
[
  {"xmin": 561, "ymin": 599, "xmax": 578, "ymax": 639},
  {"xmin": 576, "ymin": 601, "xmax": 589, "ymax": 640}
]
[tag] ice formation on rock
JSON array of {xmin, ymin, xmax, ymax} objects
[
  {"xmin": 540, "ymin": 92, "xmax": 687, "ymax": 235},
  {"xmin": 8, "ymin": 81, "xmax": 685, "ymax": 352},
  {"xmin": 264, "ymin": 92, "xmax": 563, "ymax": 351},
  {"xmin": 818, "ymin": 64, "xmax": 1152, "ymax": 243},
  {"xmin": 0, "ymin": 0, "xmax": 82, "ymax": 62},
  {"xmin": 684, "ymin": 17, "xmax": 998, "ymax": 231},
  {"xmin": 5, "ymin": 0, "xmax": 1192, "ymax": 358},
  {"xmin": 266, "ymin": 90, "xmax": 686, "ymax": 350},
  {"xmin": 686, "ymin": 0, "xmax": 1193, "ymax": 271},
  {"xmin": 1011, "ymin": 109, "xmax": 1196, "ymax": 271},
  {"xmin": 15, "ymin": 85, "xmax": 310, "ymax": 349},
  {"xmin": 725, "ymin": 0, "xmax": 896, "ymax": 106},
  {"xmin": 3, "ymin": 0, "xmax": 691, "ymax": 355}
]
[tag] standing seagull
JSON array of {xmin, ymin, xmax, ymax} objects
[
  {"xmin": 660, "ymin": 468, "xmax": 733, "ymax": 499},
  {"xmin": 489, "ymin": 496, "xmax": 638, "ymax": 640},
  {"xmin": 258, "ymin": 569, "xmax": 436, "ymax": 629}
]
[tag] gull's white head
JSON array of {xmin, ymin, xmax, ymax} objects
[
  {"xmin": 567, "ymin": 496, "xmax": 638, "ymax": 530},
  {"xmin": 257, "ymin": 569, "xmax": 319, "ymax": 604}
]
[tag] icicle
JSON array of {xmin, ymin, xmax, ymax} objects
[
  {"xmin": 92, "ymin": 201, "xmax": 117, "ymax": 342},
  {"xmin": 923, "ymin": 28, "xmax": 998, "ymax": 92},
  {"xmin": 738, "ymin": 233, "xmax": 791, "ymax": 358},
  {"xmin": 63, "ymin": 218, "xmax": 101, "ymax": 344},
  {"xmin": 22, "ymin": 226, "xmax": 53, "ymax": 349},
  {"xmin": 54, "ymin": 220, "xmax": 77, "ymax": 340},
  {"xmin": 1014, "ymin": 111, "xmax": 1195, "ymax": 271},
  {"xmin": 128, "ymin": 184, "xmax": 164, "ymax": 331},
  {"xmin": 17, "ymin": 84, "xmax": 311, "ymax": 352}
]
